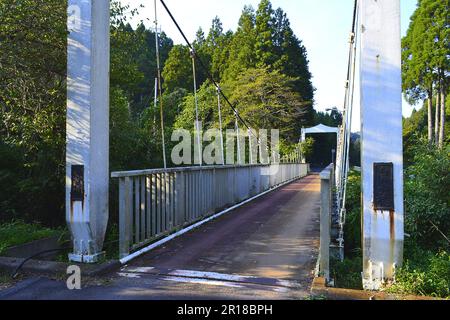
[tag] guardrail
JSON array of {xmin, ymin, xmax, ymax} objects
[{"xmin": 112, "ymin": 163, "xmax": 309, "ymax": 259}]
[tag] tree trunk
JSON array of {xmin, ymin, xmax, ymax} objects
[
  {"xmin": 435, "ymin": 89, "xmax": 441, "ymax": 145},
  {"xmin": 427, "ymin": 89, "xmax": 434, "ymax": 143},
  {"xmin": 439, "ymin": 88, "xmax": 446, "ymax": 149}
]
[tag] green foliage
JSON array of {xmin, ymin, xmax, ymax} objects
[
  {"xmin": 330, "ymin": 256, "xmax": 363, "ymax": 290},
  {"xmin": 313, "ymin": 108, "xmax": 342, "ymax": 128},
  {"xmin": 176, "ymin": 67, "xmax": 311, "ymax": 145},
  {"xmin": 343, "ymin": 171, "xmax": 362, "ymax": 258},
  {"xmin": 0, "ymin": 220, "xmax": 64, "ymax": 255},
  {"xmin": 299, "ymin": 138, "xmax": 315, "ymax": 160},
  {"xmin": 330, "ymin": 170, "xmax": 363, "ymax": 290},
  {"xmin": 404, "ymin": 143, "xmax": 450, "ymax": 250},
  {"xmin": 387, "ymin": 246, "xmax": 449, "ymax": 298},
  {"xmin": 402, "ymin": 0, "xmax": 449, "ymax": 104},
  {"xmin": 224, "ymin": 6, "xmax": 257, "ymax": 81},
  {"xmin": 162, "ymin": 45, "xmax": 194, "ymax": 92},
  {"xmin": 110, "ymin": 87, "xmax": 148, "ymax": 171},
  {"xmin": 0, "ymin": 0, "xmax": 67, "ymax": 226},
  {"xmin": 110, "ymin": 19, "xmax": 173, "ymax": 116},
  {"xmin": 103, "ymin": 223, "xmax": 120, "ymax": 260},
  {"xmin": 403, "ymin": 107, "xmax": 429, "ymax": 165},
  {"xmin": 174, "ymin": 83, "xmax": 217, "ymax": 131},
  {"xmin": 255, "ymin": 0, "xmax": 277, "ymax": 68},
  {"xmin": 402, "ymin": 0, "xmax": 449, "ymax": 146},
  {"xmin": 226, "ymin": 67, "xmax": 311, "ymax": 143}
]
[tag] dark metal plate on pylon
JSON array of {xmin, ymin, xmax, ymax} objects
[{"xmin": 373, "ymin": 163, "xmax": 394, "ymax": 211}]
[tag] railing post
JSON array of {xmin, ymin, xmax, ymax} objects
[
  {"xmin": 175, "ymin": 172, "xmax": 185, "ymax": 227},
  {"xmin": 119, "ymin": 177, "xmax": 132, "ymax": 259},
  {"xmin": 319, "ymin": 165, "xmax": 333, "ymax": 282}
]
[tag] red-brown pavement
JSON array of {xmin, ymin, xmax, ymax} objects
[{"xmin": 118, "ymin": 174, "xmax": 322, "ymax": 297}]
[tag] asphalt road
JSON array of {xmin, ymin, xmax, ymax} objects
[{"xmin": 0, "ymin": 174, "xmax": 321, "ymax": 300}]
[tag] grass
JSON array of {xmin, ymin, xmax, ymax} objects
[
  {"xmin": 0, "ymin": 271, "xmax": 13, "ymax": 290},
  {"xmin": 330, "ymin": 256, "xmax": 363, "ymax": 290},
  {"xmin": 0, "ymin": 221, "xmax": 120, "ymax": 263},
  {"xmin": 305, "ymin": 294, "xmax": 327, "ymax": 300},
  {"xmin": 331, "ymin": 250, "xmax": 450, "ymax": 299},
  {"xmin": 0, "ymin": 220, "xmax": 66, "ymax": 255},
  {"xmin": 384, "ymin": 246, "xmax": 450, "ymax": 299},
  {"xmin": 0, "ymin": 269, "xmax": 25, "ymax": 290},
  {"xmin": 103, "ymin": 223, "xmax": 119, "ymax": 260}
]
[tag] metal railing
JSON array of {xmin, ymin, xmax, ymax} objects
[{"xmin": 112, "ymin": 163, "xmax": 309, "ymax": 259}]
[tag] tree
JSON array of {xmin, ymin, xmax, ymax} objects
[
  {"xmin": 226, "ymin": 67, "xmax": 312, "ymax": 143},
  {"xmin": 314, "ymin": 108, "xmax": 343, "ymax": 127},
  {"xmin": 255, "ymin": 0, "xmax": 277, "ymax": 68},
  {"xmin": 0, "ymin": 0, "xmax": 68, "ymax": 225},
  {"xmin": 206, "ymin": 17, "xmax": 233, "ymax": 81},
  {"xmin": 402, "ymin": 0, "xmax": 449, "ymax": 147},
  {"xmin": 404, "ymin": 143, "xmax": 450, "ymax": 249},
  {"xmin": 176, "ymin": 67, "xmax": 312, "ymax": 144},
  {"xmin": 402, "ymin": 4, "xmax": 434, "ymax": 143},
  {"xmin": 223, "ymin": 6, "xmax": 257, "ymax": 81},
  {"xmin": 273, "ymin": 8, "xmax": 314, "ymax": 102},
  {"xmin": 162, "ymin": 45, "xmax": 193, "ymax": 92}
]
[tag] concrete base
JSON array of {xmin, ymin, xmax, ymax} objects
[{"xmin": 68, "ymin": 252, "xmax": 105, "ymax": 264}]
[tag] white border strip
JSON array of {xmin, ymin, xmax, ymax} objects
[{"xmin": 120, "ymin": 175, "xmax": 306, "ymax": 265}]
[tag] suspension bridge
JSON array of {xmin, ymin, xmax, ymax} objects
[{"xmin": 1, "ymin": 0, "xmax": 404, "ymax": 299}]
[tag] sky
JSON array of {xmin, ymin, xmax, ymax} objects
[{"xmin": 119, "ymin": 0, "xmax": 419, "ymax": 131}]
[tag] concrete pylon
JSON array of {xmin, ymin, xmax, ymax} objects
[
  {"xmin": 66, "ymin": 0, "xmax": 110, "ymax": 263},
  {"xmin": 359, "ymin": 0, "xmax": 404, "ymax": 290}
]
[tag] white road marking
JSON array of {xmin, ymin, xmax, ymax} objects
[
  {"xmin": 120, "ymin": 267, "xmax": 302, "ymax": 289},
  {"xmin": 122, "ymin": 267, "xmax": 155, "ymax": 273},
  {"xmin": 160, "ymin": 276, "xmax": 244, "ymax": 288},
  {"xmin": 117, "ymin": 272, "xmax": 141, "ymax": 279}
]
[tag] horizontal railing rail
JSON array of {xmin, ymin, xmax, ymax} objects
[{"xmin": 112, "ymin": 163, "xmax": 309, "ymax": 259}]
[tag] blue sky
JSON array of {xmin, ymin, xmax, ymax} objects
[{"xmin": 120, "ymin": 0, "xmax": 419, "ymax": 130}]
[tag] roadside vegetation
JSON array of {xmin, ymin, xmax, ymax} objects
[{"xmin": 0, "ymin": 221, "xmax": 65, "ymax": 255}]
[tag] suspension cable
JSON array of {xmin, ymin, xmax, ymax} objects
[
  {"xmin": 235, "ymin": 108, "xmax": 242, "ymax": 164},
  {"xmin": 154, "ymin": 0, "xmax": 167, "ymax": 169},
  {"xmin": 153, "ymin": 77, "xmax": 158, "ymax": 130},
  {"xmin": 337, "ymin": 0, "xmax": 359, "ymax": 222},
  {"xmin": 191, "ymin": 50, "xmax": 202, "ymax": 166},
  {"xmin": 341, "ymin": 0, "xmax": 359, "ymax": 214},
  {"xmin": 217, "ymin": 86, "xmax": 225, "ymax": 165},
  {"xmin": 248, "ymin": 128, "xmax": 254, "ymax": 164}
]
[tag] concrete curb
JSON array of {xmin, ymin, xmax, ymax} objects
[
  {"xmin": 0, "ymin": 256, "xmax": 121, "ymax": 278},
  {"xmin": 310, "ymin": 277, "xmax": 443, "ymax": 300}
]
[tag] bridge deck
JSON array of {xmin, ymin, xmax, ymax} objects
[{"xmin": 1, "ymin": 174, "xmax": 321, "ymax": 300}]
